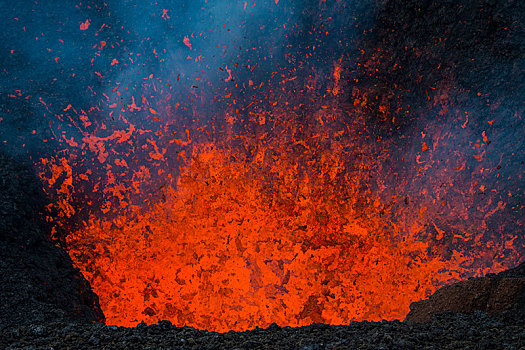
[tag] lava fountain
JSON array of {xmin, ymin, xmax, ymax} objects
[{"xmin": 7, "ymin": 0, "xmax": 521, "ymax": 332}]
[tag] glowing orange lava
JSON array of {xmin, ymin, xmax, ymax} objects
[
  {"xmin": 37, "ymin": 63, "xmax": 521, "ymax": 332},
  {"xmin": 39, "ymin": 109, "xmax": 519, "ymax": 331},
  {"xmin": 63, "ymin": 143, "xmax": 451, "ymax": 331}
]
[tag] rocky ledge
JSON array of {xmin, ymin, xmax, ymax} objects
[
  {"xmin": 0, "ymin": 309, "xmax": 524, "ymax": 350},
  {"xmin": 406, "ymin": 263, "xmax": 525, "ymax": 323}
]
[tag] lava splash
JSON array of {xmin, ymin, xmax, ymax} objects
[{"xmin": 4, "ymin": 0, "xmax": 521, "ymax": 333}]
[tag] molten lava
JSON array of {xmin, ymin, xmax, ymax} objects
[
  {"xmin": 64, "ymin": 143, "xmax": 452, "ymax": 331},
  {"xmin": 33, "ymin": 1, "xmax": 522, "ymax": 333},
  {"xmin": 3, "ymin": 0, "xmax": 523, "ymax": 335},
  {"xmin": 38, "ymin": 102, "xmax": 521, "ymax": 331}
]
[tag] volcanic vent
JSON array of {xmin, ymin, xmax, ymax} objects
[{"xmin": 2, "ymin": 0, "xmax": 523, "ymax": 333}]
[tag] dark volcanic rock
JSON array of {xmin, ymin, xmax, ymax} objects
[
  {"xmin": 1, "ymin": 313, "xmax": 524, "ymax": 350},
  {"xmin": 406, "ymin": 262, "xmax": 525, "ymax": 323},
  {"xmin": 0, "ymin": 152, "xmax": 104, "ymax": 328}
]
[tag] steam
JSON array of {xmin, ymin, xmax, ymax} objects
[{"xmin": 0, "ymin": 0, "xmax": 377, "ymax": 157}]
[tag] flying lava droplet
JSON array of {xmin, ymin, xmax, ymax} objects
[{"xmin": 80, "ymin": 19, "xmax": 90, "ymax": 31}]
